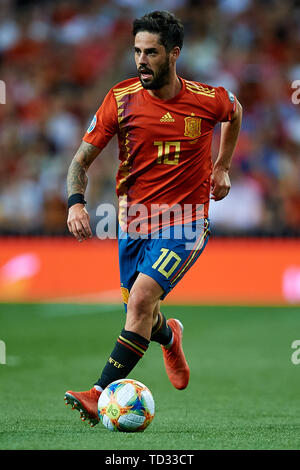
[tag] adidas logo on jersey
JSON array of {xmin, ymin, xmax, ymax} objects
[{"xmin": 160, "ymin": 112, "xmax": 175, "ymax": 122}]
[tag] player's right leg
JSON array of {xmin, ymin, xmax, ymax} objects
[
  {"xmin": 64, "ymin": 232, "xmax": 143, "ymax": 426},
  {"xmin": 64, "ymin": 272, "xmax": 160, "ymax": 426}
]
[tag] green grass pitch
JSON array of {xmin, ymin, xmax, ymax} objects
[{"xmin": 0, "ymin": 302, "xmax": 299, "ymax": 450}]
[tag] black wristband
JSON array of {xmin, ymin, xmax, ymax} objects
[{"xmin": 68, "ymin": 193, "xmax": 87, "ymax": 209}]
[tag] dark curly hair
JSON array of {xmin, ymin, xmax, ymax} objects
[{"xmin": 133, "ymin": 10, "xmax": 184, "ymax": 52}]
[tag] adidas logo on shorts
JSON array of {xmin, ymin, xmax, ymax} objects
[{"xmin": 160, "ymin": 112, "xmax": 175, "ymax": 122}]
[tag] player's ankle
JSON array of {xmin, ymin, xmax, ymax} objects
[
  {"xmin": 151, "ymin": 312, "xmax": 173, "ymax": 345},
  {"xmin": 163, "ymin": 335, "xmax": 174, "ymax": 349}
]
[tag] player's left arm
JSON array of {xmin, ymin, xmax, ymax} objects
[{"xmin": 211, "ymin": 99, "xmax": 243, "ymax": 201}]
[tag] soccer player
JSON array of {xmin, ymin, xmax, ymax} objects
[{"xmin": 64, "ymin": 11, "xmax": 242, "ymax": 426}]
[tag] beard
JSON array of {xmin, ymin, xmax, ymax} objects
[{"xmin": 138, "ymin": 56, "xmax": 171, "ymax": 90}]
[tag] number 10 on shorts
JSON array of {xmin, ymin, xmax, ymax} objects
[{"xmin": 152, "ymin": 248, "xmax": 181, "ymax": 279}]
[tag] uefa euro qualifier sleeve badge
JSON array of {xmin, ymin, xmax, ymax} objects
[
  {"xmin": 184, "ymin": 114, "xmax": 202, "ymax": 139},
  {"xmin": 87, "ymin": 114, "xmax": 97, "ymax": 133}
]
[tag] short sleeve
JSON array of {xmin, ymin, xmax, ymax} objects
[
  {"xmin": 214, "ymin": 86, "xmax": 237, "ymax": 123},
  {"xmin": 83, "ymin": 89, "xmax": 118, "ymax": 150}
]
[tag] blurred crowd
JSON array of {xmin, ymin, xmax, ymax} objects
[{"xmin": 0, "ymin": 0, "xmax": 300, "ymax": 236}]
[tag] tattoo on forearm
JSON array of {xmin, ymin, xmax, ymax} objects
[
  {"xmin": 67, "ymin": 159, "xmax": 88, "ymax": 196},
  {"xmin": 67, "ymin": 141, "xmax": 99, "ymax": 197}
]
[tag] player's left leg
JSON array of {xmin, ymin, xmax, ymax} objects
[
  {"xmin": 127, "ymin": 287, "xmax": 189, "ymax": 391},
  {"xmin": 150, "ymin": 302, "xmax": 190, "ymax": 390},
  {"xmin": 138, "ymin": 218, "xmax": 211, "ymax": 390}
]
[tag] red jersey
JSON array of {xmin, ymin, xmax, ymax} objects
[{"xmin": 83, "ymin": 77, "xmax": 236, "ymax": 232}]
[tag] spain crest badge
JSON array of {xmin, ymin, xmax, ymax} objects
[{"xmin": 184, "ymin": 114, "xmax": 202, "ymax": 139}]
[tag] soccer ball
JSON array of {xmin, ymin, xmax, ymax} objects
[{"xmin": 97, "ymin": 379, "xmax": 155, "ymax": 432}]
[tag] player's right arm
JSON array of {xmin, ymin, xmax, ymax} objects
[
  {"xmin": 67, "ymin": 141, "xmax": 100, "ymax": 242},
  {"xmin": 67, "ymin": 87, "xmax": 118, "ymax": 241}
]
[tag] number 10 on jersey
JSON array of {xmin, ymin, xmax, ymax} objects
[
  {"xmin": 152, "ymin": 248, "xmax": 182, "ymax": 279},
  {"xmin": 154, "ymin": 141, "xmax": 181, "ymax": 165}
]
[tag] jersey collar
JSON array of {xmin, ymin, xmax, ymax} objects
[{"xmin": 142, "ymin": 76, "xmax": 186, "ymax": 104}]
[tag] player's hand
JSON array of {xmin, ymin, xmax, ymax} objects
[
  {"xmin": 210, "ymin": 166, "xmax": 231, "ymax": 201},
  {"xmin": 67, "ymin": 204, "xmax": 92, "ymax": 242}
]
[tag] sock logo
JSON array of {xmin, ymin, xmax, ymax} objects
[{"xmin": 108, "ymin": 357, "xmax": 124, "ymax": 369}]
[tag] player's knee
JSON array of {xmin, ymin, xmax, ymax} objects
[{"xmin": 127, "ymin": 289, "xmax": 153, "ymax": 319}]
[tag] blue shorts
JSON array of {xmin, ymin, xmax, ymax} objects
[{"xmin": 118, "ymin": 219, "xmax": 210, "ymax": 306}]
